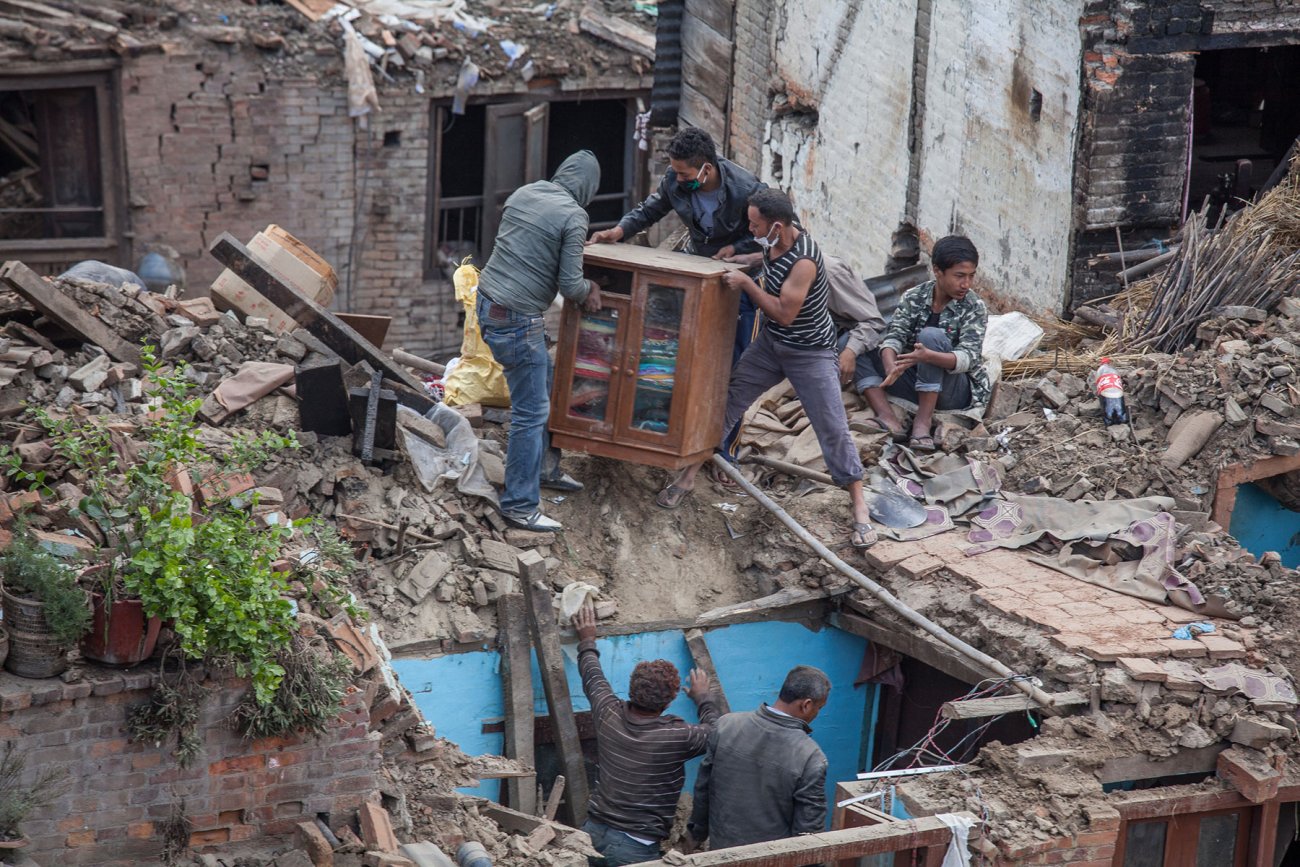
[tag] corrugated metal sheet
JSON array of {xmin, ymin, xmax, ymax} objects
[{"xmin": 650, "ymin": 0, "xmax": 683, "ymax": 126}]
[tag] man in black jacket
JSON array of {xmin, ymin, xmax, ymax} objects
[
  {"xmin": 687, "ymin": 666, "xmax": 831, "ymax": 851},
  {"xmin": 588, "ymin": 127, "xmax": 767, "ymax": 364}
]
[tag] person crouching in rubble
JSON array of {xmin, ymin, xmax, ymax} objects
[
  {"xmin": 855, "ymin": 235, "xmax": 991, "ymax": 452},
  {"xmin": 655, "ymin": 189, "xmax": 877, "ymax": 549},
  {"xmin": 475, "ymin": 150, "xmax": 604, "ymax": 533},
  {"xmin": 571, "ymin": 601, "xmax": 717, "ymax": 866}
]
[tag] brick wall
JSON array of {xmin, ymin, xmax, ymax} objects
[
  {"xmin": 726, "ymin": 0, "xmax": 770, "ymax": 171},
  {"xmin": 119, "ymin": 49, "xmax": 463, "ymax": 358},
  {"xmin": 1068, "ymin": 0, "xmax": 1300, "ymax": 306},
  {"xmin": 0, "ymin": 668, "xmax": 380, "ymax": 866}
]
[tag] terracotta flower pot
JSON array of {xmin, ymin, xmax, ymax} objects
[
  {"xmin": 80, "ymin": 591, "xmax": 162, "ymax": 667},
  {"xmin": 0, "ymin": 625, "xmax": 8, "ymax": 669},
  {"xmin": 0, "ymin": 835, "xmax": 30, "ymax": 850}
]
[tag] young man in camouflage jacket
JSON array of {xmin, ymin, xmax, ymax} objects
[{"xmin": 855, "ymin": 235, "xmax": 989, "ymax": 451}]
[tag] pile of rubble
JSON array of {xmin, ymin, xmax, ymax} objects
[
  {"xmin": 0, "ymin": 260, "xmax": 629, "ymax": 867},
  {"xmin": 0, "ymin": 0, "xmax": 656, "ymax": 88}
]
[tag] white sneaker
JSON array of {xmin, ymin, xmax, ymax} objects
[{"xmin": 502, "ymin": 510, "xmax": 563, "ymax": 532}]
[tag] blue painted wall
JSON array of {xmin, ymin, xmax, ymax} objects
[
  {"xmin": 391, "ymin": 620, "xmax": 876, "ymax": 823},
  {"xmin": 1229, "ymin": 482, "xmax": 1300, "ymax": 568}
]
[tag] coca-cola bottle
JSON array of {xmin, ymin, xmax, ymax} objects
[{"xmin": 1095, "ymin": 358, "xmax": 1129, "ymax": 426}]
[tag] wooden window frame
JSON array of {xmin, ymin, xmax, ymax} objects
[
  {"xmin": 1111, "ymin": 785, "xmax": 1300, "ymax": 867},
  {"xmin": 0, "ymin": 60, "xmax": 126, "ymax": 262}
]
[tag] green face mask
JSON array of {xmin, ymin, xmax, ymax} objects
[{"xmin": 679, "ymin": 165, "xmax": 709, "ymax": 193}]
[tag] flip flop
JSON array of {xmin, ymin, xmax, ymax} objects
[
  {"xmin": 851, "ymin": 522, "xmax": 878, "ymax": 549},
  {"xmin": 908, "ymin": 434, "xmax": 936, "ymax": 452},
  {"xmin": 656, "ymin": 484, "xmax": 692, "ymax": 509}
]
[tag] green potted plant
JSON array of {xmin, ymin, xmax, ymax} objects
[
  {"xmin": 0, "ymin": 524, "xmax": 90, "ymax": 678},
  {"xmin": 0, "ymin": 741, "xmax": 66, "ymax": 849},
  {"xmin": 39, "ymin": 345, "xmax": 303, "ymax": 693}
]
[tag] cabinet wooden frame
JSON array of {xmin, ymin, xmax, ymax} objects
[{"xmin": 549, "ymin": 244, "xmax": 741, "ymax": 470}]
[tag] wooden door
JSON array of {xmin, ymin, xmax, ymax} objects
[
  {"xmin": 480, "ymin": 102, "xmax": 549, "ymax": 254},
  {"xmin": 550, "ymin": 293, "xmax": 632, "ymax": 440},
  {"xmin": 613, "ymin": 269, "xmax": 695, "ymax": 450}
]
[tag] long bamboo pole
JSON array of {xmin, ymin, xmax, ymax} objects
[{"xmin": 709, "ymin": 454, "xmax": 1062, "ymax": 711}]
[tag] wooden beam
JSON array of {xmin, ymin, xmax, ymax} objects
[
  {"xmin": 636, "ymin": 815, "xmax": 973, "ymax": 867},
  {"xmin": 577, "ymin": 3, "xmax": 655, "ymax": 58},
  {"xmin": 520, "ymin": 550, "xmax": 590, "ymax": 826},
  {"xmin": 940, "ymin": 691, "xmax": 1088, "ymax": 720},
  {"xmin": 497, "ymin": 593, "xmax": 539, "ymax": 816},
  {"xmin": 684, "ymin": 628, "xmax": 730, "ymax": 715},
  {"xmin": 1098, "ymin": 743, "xmax": 1228, "ymax": 786},
  {"xmin": 829, "ymin": 609, "xmax": 989, "ymax": 686},
  {"xmin": 698, "ymin": 584, "xmax": 849, "ymax": 624},
  {"xmin": 207, "ymin": 233, "xmax": 433, "ymax": 411},
  {"xmin": 543, "ymin": 775, "xmax": 565, "ymax": 822},
  {"xmin": 0, "ymin": 260, "xmax": 140, "ymax": 365}
]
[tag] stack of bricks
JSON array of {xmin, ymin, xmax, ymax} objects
[{"xmin": 0, "ymin": 668, "xmax": 381, "ymax": 866}]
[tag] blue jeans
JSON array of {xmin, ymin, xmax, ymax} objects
[
  {"xmin": 475, "ymin": 293, "xmax": 558, "ymax": 518},
  {"xmin": 583, "ymin": 819, "xmax": 660, "ymax": 867}
]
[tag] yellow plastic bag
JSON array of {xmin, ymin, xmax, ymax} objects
[{"xmin": 443, "ymin": 260, "xmax": 512, "ymax": 407}]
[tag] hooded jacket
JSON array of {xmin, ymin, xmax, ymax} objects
[
  {"xmin": 616, "ymin": 157, "xmax": 766, "ymax": 256},
  {"xmin": 478, "ymin": 150, "xmax": 600, "ymax": 316}
]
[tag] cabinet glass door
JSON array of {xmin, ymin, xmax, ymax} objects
[
  {"xmin": 628, "ymin": 284, "xmax": 684, "ymax": 436},
  {"xmin": 566, "ymin": 304, "xmax": 622, "ymax": 424}
]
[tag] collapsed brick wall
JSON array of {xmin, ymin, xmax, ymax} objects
[
  {"xmin": 0, "ymin": 668, "xmax": 381, "ymax": 866},
  {"xmin": 121, "ymin": 48, "xmax": 462, "ymax": 357},
  {"xmin": 1068, "ymin": 0, "xmax": 1300, "ymax": 306}
]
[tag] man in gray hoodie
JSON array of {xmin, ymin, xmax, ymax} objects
[{"xmin": 475, "ymin": 150, "xmax": 604, "ymax": 532}]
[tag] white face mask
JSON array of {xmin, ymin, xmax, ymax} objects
[{"xmin": 754, "ymin": 222, "xmax": 781, "ymax": 250}]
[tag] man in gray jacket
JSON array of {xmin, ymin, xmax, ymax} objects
[
  {"xmin": 476, "ymin": 150, "xmax": 603, "ymax": 532},
  {"xmin": 687, "ymin": 666, "xmax": 831, "ymax": 851}
]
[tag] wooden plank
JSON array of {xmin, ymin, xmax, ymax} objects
[
  {"xmin": 584, "ymin": 242, "xmax": 738, "ymax": 278},
  {"xmin": 520, "ymin": 550, "xmax": 590, "ymax": 826},
  {"xmin": 1098, "ymin": 744, "xmax": 1228, "ymax": 786},
  {"xmin": 684, "ymin": 629, "xmax": 730, "ymax": 714},
  {"xmin": 699, "ymin": 585, "xmax": 849, "ymax": 624},
  {"xmin": 279, "ymin": 0, "xmax": 335, "ymax": 21},
  {"xmin": 940, "ymin": 690, "xmax": 1089, "ymax": 720},
  {"xmin": 636, "ymin": 816, "xmax": 970, "ymax": 867},
  {"xmin": 207, "ymin": 233, "xmax": 433, "ymax": 411},
  {"xmin": 0, "ymin": 260, "xmax": 140, "ymax": 365},
  {"xmin": 829, "ymin": 609, "xmax": 989, "ymax": 686},
  {"xmin": 684, "ymin": 0, "xmax": 735, "ymax": 40},
  {"xmin": 681, "ymin": 14, "xmax": 734, "ymax": 101},
  {"xmin": 543, "ymin": 775, "xmax": 565, "ymax": 822},
  {"xmin": 498, "ymin": 593, "xmax": 539, "ymax": 816},
  {"xmin": 390, "ymin": 597, "xmax": 835, "ymax": 658},
  {"xmin": 577, "ymin": 3, "xmax": 655, "ymax": 58}
]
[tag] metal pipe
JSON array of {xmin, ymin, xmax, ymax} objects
[
  {"xmin": 743, "ymin": 454, "xmax": 834, "ymax": 484},
  {"xmin": 708, "ymin": 454, "xmax": 1060, "ymax": 711}
]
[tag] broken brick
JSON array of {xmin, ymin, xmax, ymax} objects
[
  {"xmin": 358, "ymin": 802, "xmax": 400, "ymax": 853},
  {"xmin": 1217, "ymin": 746, "xmax": 1283, "ymax": 803}
]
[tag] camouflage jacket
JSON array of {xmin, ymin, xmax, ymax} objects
[{"xmin": 879, "ymin": 280, "xmax": 991, "ymax": 408}]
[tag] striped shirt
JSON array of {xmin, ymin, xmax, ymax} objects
[
  {"xmin": 578, "ymin": 641, "xmax": 720, "ymax": 840},
  {"xmin": 762, "ymin": 230, "xmax": 836, "ymax": 350}
]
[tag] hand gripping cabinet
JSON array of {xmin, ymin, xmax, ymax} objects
[{"xmin": 549, "ymin": 244, "xmax": 742, "ymax": 469}]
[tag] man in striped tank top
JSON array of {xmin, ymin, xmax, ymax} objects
[{"xmin": 656, "ymin": 189, "xmax": 877, "ymax": 549}]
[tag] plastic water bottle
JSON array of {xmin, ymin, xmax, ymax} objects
[{"xmin": 1095, "ymin": 358, "xmax": 1129, "ymax": 426}]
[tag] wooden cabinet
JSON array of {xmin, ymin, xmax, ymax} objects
[{"xmin": 549, "ymin": 244, "xmax": 740, "ymax": 469}]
